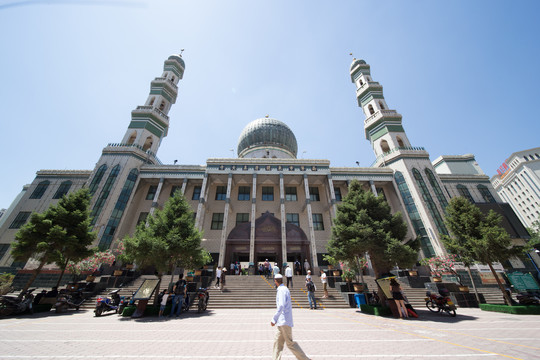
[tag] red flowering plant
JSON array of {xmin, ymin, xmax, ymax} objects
[
  {"xmin": 420, "ymin": 255, "xmax": 464, "ymax": 285},
  {"xmin": 66, "ymin": 250, "xmax": 116, "ymax": 275},
  {"xmin": 340, "ymin": 258, "xmax": 368, "ymax": 283}
]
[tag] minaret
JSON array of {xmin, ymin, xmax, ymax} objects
[
  {"xmin": 86, "ymin": 53, "xmax": 185, "ymax": 250},
  {"xmin": 350, "ymin": 58, "xmax": 449, "ymax": 258}
]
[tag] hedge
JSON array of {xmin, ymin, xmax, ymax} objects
[{"xmin": 479, "ymin": 304, "xmax": 540, "ymax": 315}]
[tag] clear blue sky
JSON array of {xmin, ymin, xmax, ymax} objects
[{"xmin": 1, "ymin": 0, "xmax": 539, "ymax": 208}]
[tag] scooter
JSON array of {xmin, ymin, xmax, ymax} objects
[
  {"xmin": 117, "ymin": 291, "xmax": 135, "ymax": 315},
  {"xmin": 94, "ymin": 289, "xmax": 121, "ymax": 316},
  {"xmin": 196, "ymin": 287, "xmax": 209, "ymax": 313},
  {"xmin": 0, "ymin": 289, "xmax": 35, "ymax": 316},
  {"xmin": 54, "ymin": 289, "xmax": 86, "ymax": 313},
  {"xmin": 517, "ymin": 291, "xmax": 540, "ymax": 306},
  {"xmin": 425, "ymin": 288, "xmax": 457, "ymax": 317}
]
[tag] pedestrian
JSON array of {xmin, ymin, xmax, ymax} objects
[
  {"xmin": 271, "ymin": 274, "xmax": 311, "ymax": 360},
  {"xmin": 220, "ymin": 267, "xmax": 227, "ymax": 292},
  {"xmin": 389, "ymin": 278, "xmax": 408, "ymax": 319},
  {"xmin": 306, "ymin": 278, "xmax": 317, "ymax": 309},
  {"xmin": 294, "ymin": 259, "xmax": 301, "ymax": 276},
  {"xmin": 169, "ymin": 273, "xmax": 186, "ymax": 318},
  {"xmin": 264, "ymin": 259, "xmax": 270, "ymax": 278},
  {"xmin": 320, "ymin": 269, "xmax": 328, "ymax": 298},
  {"xmin": 215, "ymin": 266, "xmax": 222, "ymax": 289},
  {"xmin": 305, "ymin": 270, "xmax": 312, "ymax": 283},
  {"xmin": 230, "ymin": 262, "xmax": 235, "ymax": 276},
  {"xmin": 285, "ymin": 264, "xmax": 293, "ymax": 288},
  {"xmin": 303, "ymin": 259, "xmax": 310, "ymax": 275},
  {"xmin": 159, "ymin": 290, "xmax": 169, "ymax": 318},
  {"xmin": 273, "ymin": 263, "xmax": 280, "ymax": 279}
]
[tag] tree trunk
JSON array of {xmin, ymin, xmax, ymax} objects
[
  {"xmin": 355, "ymin": 256, "xmax": 368, "ymax": 298},
  {"xmin": 154, "ymin": 273, "xmax": 162, "ymax": 306},
  {"xmin": 19, "ymin": 260, "xmax": 46, "ymax": 298},
  {"xmin": 466, "ymin": 265, "xmax": 481, "ymax": 304},
  {"xmin": 55, "ymin": 258, "xmax": 69, "ymax": 288},
  {"xmin": 488, "ymin": 263, "xmax": 512, "ymax": 306}
]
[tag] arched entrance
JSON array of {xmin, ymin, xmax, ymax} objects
[{"xmin": 225, "ymin": 212, "xmax": 310, "ymax": 269}]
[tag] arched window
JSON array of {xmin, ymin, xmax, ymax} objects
[
  {"xmin": 143, "ymin": 136, "xmax": 153, "ymax": 151},
  {"xmin": 359, "ymin": 79, "xmax": 364, "ymax": 86},
  {"xmin": 425, "ymin": 168, "xmax": 448, "ymax": 209},
  {"xmin": 53, "ymin": 180, "xmax": 72, "ymax": 199},
  {"xmin": 159, "ymin": 101, "xmax": 166, "ymax": 111},
  {"xmin": 535, "ymin": 153, "xmax": 540, "ymax": 159},
  {"xmin": 149, "ymin": 97, "xmax": 155, "ymax": 106},
  {"xmin": 380, "ymin": 139, "xmax": 390, "ymax": 153},
  {"xmin": 396, "ymin": 136, "xmax": 405, "ymax": 148},
  {"xmin": 379, "ymin": 101, "xmax": 385, "ymax": 110},
  {"xmin": 413, "ymin": 168, "xmax": 448, "ymax": 235},
  {"xmin": 99, "ymin": 168, "xmax": 139, "ymax": 250},
  {"xmin": 368, "ymin": 104, "xmax": 375, "ymax": 115},
  {"xmin": 394, "ymin": 171, "xmax": 434, "ymax": 257},
  {"xmin": 127, "ymin": 131, "xmax": 136, "ymax": 145},
  {"xmin": 457, "ymin": 184, "xmax": 475, "ymax": 203},
  {"xmin": 477, "ymin": 184, "xmax": 496, "ymax": 203},
  {"xmin": 88, "ymin": 164, "xmax": 107, "ymax": 196},
  {"xmin": 91, "ymin": 165, "xmax": 120, "ymax": 225},
  {"xmin": 29, "ymin": 180, "xmax": 50, "ymax": 199},
  {"xmin": 171, "ymin": 76, "xmax": 175, "ymax": 82}
]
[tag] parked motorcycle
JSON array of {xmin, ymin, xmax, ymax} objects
[
  {"xmin": 517, "ymin": 291, "xmax": 540, "ymax": 306},
  {"xmin": 196, "ymin": 287, "xmax": 209, "ymax": 313},
  {"xmin": 54, "ymin": 289, "xmax": 86, "ymax": 313},
  {"xmin": 94, "ymin": 289, "xmax": 121, "ymax": 316},
  {"xmin": 425, "ymin": 288, "xmax": 457, "ymax": 317},
  {"xmin": 0, "ymin": 289, "xmax": 36, "ymax": 316},
  {"xmin": 117, "ymin": 291, "xmax": 135, "ymax": 315}
]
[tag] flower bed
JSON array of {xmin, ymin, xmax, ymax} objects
[{"xmin": 479, "ymin": 304, "xmax": 540, "ymax": 315}]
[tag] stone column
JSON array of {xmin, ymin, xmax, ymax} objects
[
  {"xmin": 327, "ymin": 174, "xmax": 337, "ymax": 223},
  {"xmin": 149, "ymin": 177, "xmax": 165, "ymax": 217},
  {"xmin": 249, "ymin": 174, "xmax": 257, "ymax": 265},
  {"xmin": 195, "ymin": 173, "xmax": 208, "ymax": 230},
  {"xmin": 303, "ymin": 174, "xmax": 319, "ymax": 271},
  {"xmin": 181, "ymin": 177, "xmax": 188, "ymax": 195},
  {"xmin": 279, "ymin": 173, "xmax": 287, "ymax": 266},
  {"xmin": 218, "ymin": 173, "xmax": 233, "ymax": 267},
  {"xmin": 369, "ymin": 180, "xmax": 378, "ymax": 196}
]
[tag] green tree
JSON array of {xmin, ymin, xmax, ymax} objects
[
  {"xmin": 11, "ymin": 188, "xmax": 96, "ymax": 295},
  {"xmin": 122, "ymin": 191, "xmax": 211, "ymax": 304},
  {"xmin": 442, "ymin": 197, "xmax": 522, "ymax": 306},
  {"xmin": 527, "ymin": 215, "xmax": 540, "ymax": 250},
  {"xmin": 327, "ymin": 180, "xmax": 418, "ymax": 280}
]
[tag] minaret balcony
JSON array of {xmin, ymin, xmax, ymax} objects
[
  {"xmin": 104, "ymin": 143, "xmax": 163, "ymax": 165},
  {"xmin": 356, "ymin": 81, "xmax": 382, "ymax": 100},
  {"xmin": 152, "ymin": 77, "xmax": 178, "ymax": 91},
  {"xmin": 364, "ymin": 109, "xmax": 401, "ymax": 129},
  {"xmin": 371, "ymin": 146, "xmax": 429, "ymax": 167},
  {"xmin": 133, "ymin": 105, "xmax": 170, "ymax": 121}
]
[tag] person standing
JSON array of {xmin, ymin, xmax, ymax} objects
[
  {"xmin": 273, "ymin": 263, "xmax": 280, "ymax": 279},
  {"xmin": 215, "ymin": 266, "xmax": 222, "ymax": 289},
  {"xmin": 220, "ymin": 267, "xmax": 227, "ymax": 292},
  {"xmin": 303, "ymin": 259, "xmax": 310, "ymax": 275},
  {"xmin": 320, "ymin": 270, "xmax": 328, "ymax": 298},
  {"xmin": 306, "ymin": 278, "xmax": 317, "ymax": 310},
  {"xmin": 294, "ymin": 260, "xmax": 301, "ymax": 276},
  {"xmin": 271, "ymin": 274, "xmax": 311, "ymax": 360},
  {"xmin": 159, "ymin": 290, "xmax": 169, "ymax": 318},
  {"xmin": 170, "ymin": 273, "xmax": 186, "ymax": 318},
  {"xmin": 264, "ymin": 259, "xmax": 270, "ymax": 279},
  {"xmin": 390, "ymin": 278, "xmax": 408, "ymax": 319},
  {"xmin": 285, "ymin": 264, "xmax": 293, "ymax": 288}
]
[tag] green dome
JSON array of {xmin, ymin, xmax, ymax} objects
[
  {"xmin": 350, "ymin": 58, "xmax": 366, "ymax": 71},
  {"xmin": 237, "ymin": 118, "xmax": 298, "ymax": 158},
  {"xmin": 168, "ymin": 54, "xmax": 185, "ymax": 69}
]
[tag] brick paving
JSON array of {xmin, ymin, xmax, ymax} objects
[{"xmin": 1, "ymin": 306, "xmax": 539, "ymax": 359}]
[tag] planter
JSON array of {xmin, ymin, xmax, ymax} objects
[
  {"xmin": 186, "ymin": 276, "xmax": 194, "ymax": 282},
  {"xmin": 194, "ymin": 270, "xmax": 202, "ymax": 276},
  {"xmin": 458, "ymin": 286, "xmax": 469, "ymax": 293},
  {"xmin": 433, "ymin": 276, "xmax": 442, "ymax": 282},
  {"xmin": 408, "ymin": 271, "xmax": 418, "ymax": 276},
  {"xmin": 113, "ymin": 270, "xmax": 123, "ymax": 276},
  {"xmin": 85, "ymin": 275, "xmax": 95, "ymax": 282},
  {"xmin": 125, "ymin": 264, "xmax": 134, "ymax": 269},
  {"xmin": 333, "ymin": 270, "xmax": 341, "ymax": 276},
  {"xmin": 353, "ymin": 283, "xmax": 365, "ymax": 293},
  {"xmin": 327, "ymin": 265, "xmax": 334, "ymax": 270}
]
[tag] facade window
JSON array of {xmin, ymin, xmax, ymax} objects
[
  {"xmin": 424, "ymin": 169, "xmax": 448, "ymax": 209},
  {"xmin": 368, "ymin": 104, "xmax": 375, "ymax": 115},
  {"xmin": 312, "ymin": 213, "xmax": 324, "ymax": 230},
  {"xmin": 137, "ymin": 212, "xmax": 149, "ymax": 226},
  {"xmin": 286, "ymin": 213, "xmax": 300, "ymax": 227},
  {"xmin": 88, "ymin": 164, "xmax": 107, "ymax": 196},
  {"xmin": 262, "ymin": 186, "xmax": 274, "ymax": 201},
  {"xmin": 90, "ymin": 165, "xmax": 120, "ymax": 225},
  {"xmin": 192, "ymin": 186, "xmax": 202, "ymax": 200},
  {"xmin": 98, "ymin": 169, "xmax": 138, "ymax": 250},
  {"xmin": 29, "ymin": 180, "xmax": 50, "ymax": 199},
  {"xmin": 0, "ymin": 244, "xmax": 10, "ymax": 263},
  {"xmin": 394, "ymin": 171, "xmax": 434, "ymax": 257},
  {"xmin": 9, "ymin": 211, "xmax": 31, "ymax": 229},
  {"xmin": 215, "ymin": 186, "xmax": 227, "ymax": 200},
  {"xmin": 238, "ymin": 186, "xmax": 250, "ymax": 201},
  {"xmin": 379, "ymin": 101, "xmax": 385, "ymax": 110},
  {"xmin": 334, "ymin": 187, "xmax": 342, "ymax": 201},
  {"xmin": 211, "ymin": 213, "xmax": 224, "ymax": 230},
  {"xmin": 477, "ymin": 184, "xmax": 496, "ymax": 203},
  {"xmin": 170, "ymin": 186, "xmax": 181, "ymax": 197},
  {"xmin": 457, "ymin": 184, "xmax": 475, "ymax": 203},
  {"xmin": 413, "ymin": 169, "xmax": 448, "ymax": 235},
  {"xmin": 309, "ymin": 187, "xmax": 320, "ymax": 201},
  {"xmin": 146, "ymin": 185, "xmax": 158, "ymax": 200},
  {"xmin": 52, "ymin": 181, "xmax": 72, "ymax": 199},
  {"xmin": 236, "ymin": 213, "xmax": 249, "ymax": 225},
  {"xmin": 285, "ymin": 187, "xmax": 297, "ymax": 201}
]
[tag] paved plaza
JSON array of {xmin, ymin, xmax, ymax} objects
[{"xmin": 1, "ymin": 306, "xmax": 539, "ymax": 360}]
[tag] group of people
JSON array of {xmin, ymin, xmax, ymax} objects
[{"xmin": 158, "ymin": 273, "xmax": 188, "ymax": 319}]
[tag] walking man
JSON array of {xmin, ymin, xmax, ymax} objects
[
  {"xmin": 285, "ymin": 264, "xmax": 293, "ymax": 288},
  {"xmin": 306, "ymin": 278, "xmax": 317, "ymax": 310},
  {"xmin": 215, "ymin": 266, "xmax": 222, "ymax": 289},
  {"xmin": 271, "ymin": 274, "xmax": 310, "ymax": 360},
  {"xmin": 320, "ymin": 269, "xmax": 328, "ymax": 298},
  {"xmin": 170, "ymin": 273, "xmax": 186, "ymax": 318}
]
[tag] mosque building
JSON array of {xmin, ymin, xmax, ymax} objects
[{"xmin": 0, "ymin": 54, "xmax": 536, "ymax": 275}]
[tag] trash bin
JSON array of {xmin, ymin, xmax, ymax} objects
[{"xmin": 354, "ymin": 293, "xmax": 366, "ymax": 308}]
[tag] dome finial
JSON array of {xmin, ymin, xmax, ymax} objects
[
  {"xmin": 265, "ymin": 114, "xmax": 269, "ymax": 118},
  {"xmin": 180, "ymin": 49, "xmax": 185, "ymax": 56}
]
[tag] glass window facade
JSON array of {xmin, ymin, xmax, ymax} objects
[
  {"xmin": 192, "ymin": 186, "xmax": 202, "ymax": 200},
  {"xmin": 211, "ymin": 213, "xmax": 224, "ymax": 230},
  {"xmin": 9, "ymin": 211, "xmax": 31, "ymax": 229},
  {"xmin": 286, "ymin": 213, "xmax": 299, "ymax": 226},
  {"xmin": 29, "ymin": 180, "xmax": 50, "ymax": 199},
  {"xmin": 262, "ymin": 186, "xmax": 274, "ymax": 201},
  {"xmin": 52, "ymin": 181, "xmax": 72, "ymax": 199},
  {"xmin": 238, "ymin": 186, "xmax": 250, "ymax": 201},
  {"xmin": 413, "ymin": 168, "xmax": 448, "ymax": 236},
  {"xmin": 91, "ymin": 165, "xmax": 120, "ymax": 225},
  {"xmin": 457, "ymin": 184, "xmax": 475, "ymax": 203},
  {"xmin": 285, "ymin": 187, "xmax": 297, "ymax": 201},
  {"xmin": 309, "ymin": 187, "xmax": 320, "ymax": 201},
  {"xmin": 236, "ymin": 213, "xmax": 249, "ymax": 225},
  {"xmin": 216, "ymin": 186, "xmax": 227, "ymax": 200},
  {"xmin": 425, "ymin": 168, "xmax": 448, "ymax": 210},
  {"xmin": 334, "ymin": 187, "xmax": 342, "ymax": 201},
  {"xmin": 477, "ymin": 184, "xmax": 496, "ymax": 203},
  {"xmin": 312, "ymin": 213, "xmax": 324, "ymax": 230},
  {"xmin": 146, "ymin": 185, "xmax": 158, "ymax": 200},
  {"xmin": 88, "ymin": 164, "xmax": 107, "ymax": 196}
]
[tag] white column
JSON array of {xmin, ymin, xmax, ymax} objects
[
  {"xmin": 195, "ymin": 173, "xmax": 209, "ymax": 230},
  {"xmin": 181, "ymin": 177, "xmax": 188, "ymax": 195},
  {"xmin": 327, "ymin": 175, "xmax": 337, "ymax": 223},
  {"xmin": 279, "ymin": 173, "xmax": 287, "ymax": 266},
  {"xmin": 249, "ymin": 174, "xmax": 257, "ymax": 264},
  {"xmin": 303, "ymin": 174, "xmax": 319, "ymax": 270},
  {"xmin": 149, "ymin": 178, "xmax": 165, "ymax": 217},
  {"xmin": 218, "ymin": 173, "xmax": 233, "ymax": 267}
]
